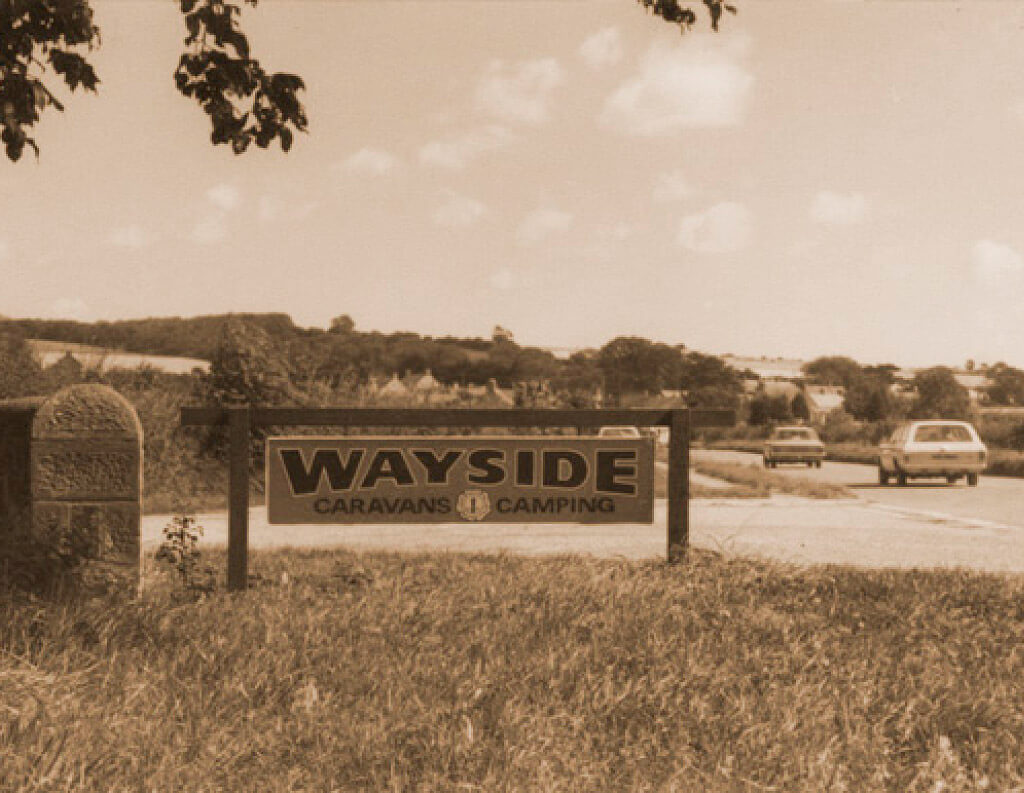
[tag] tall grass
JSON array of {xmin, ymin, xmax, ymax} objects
[{"xmin": 3, "ymin": 549, "xmax": 1022, "ymax": 791}]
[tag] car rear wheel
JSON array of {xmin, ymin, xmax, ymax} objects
[
  {"xmin": 967, "ymin": 473, "xmax": 979, "ymax": 487},
  {"xmin": 878, "ymin": 467, "xmax": 890, "ymax": 486},
  {"xmin": 896, "ymin": 471, "xmax": 908, "ymax": 487},
  {"xmin": 946, "ymin": 474, "xmax": 958, "ymax": 485}
]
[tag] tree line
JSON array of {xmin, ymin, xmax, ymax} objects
[
  {"xmin": 747, "ymin": 355, "xmax": 1024, "ymax": 426},
  {"xmin": 0, "ymin": 316, "xmax": 748, "ymax": 408}
]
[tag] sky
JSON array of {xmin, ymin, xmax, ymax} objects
[{"xmin": 3, "ymin": 0, "xmax": 1024, "ymax": 369}]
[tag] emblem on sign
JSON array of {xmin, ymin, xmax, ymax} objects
[{"xmin": 457, "ymin": 489, "xmax": 491, "ymax": 521}]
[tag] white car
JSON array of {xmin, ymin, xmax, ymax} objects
[
  {"xmin": 763, "ymin": 426, "xmax": 826, "ymax": 468},
  {"xmin": 597, "ymin": 426, "xmax": 642, "ymax": 439},
  {"xmin": 877, "ymin": 420, "xmax": 987, "ymax": 486}
]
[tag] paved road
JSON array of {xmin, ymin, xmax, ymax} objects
[
  {"xmin": 138, "ymin": 449, "xmax": 1024, "ymax": 574},
  {"xmin": 143, "ymin": 493, "xmax": 1024, "ymax": 574},
  {"xmin": 694, "ymin": 449, "xmax": 1024, "ymax": 529}
]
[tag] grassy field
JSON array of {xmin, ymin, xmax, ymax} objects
[
  {"xmin": 689, "ymin": 459, "xmax": 852, "ymax": 499},
  {"xmin": 3, "ymin": 548, "xmax": 1022, "ymax": 792},
  {"xmin": 687, "ymin": 459, "xmax": 852, "ymax": 499},
  {"xmin": 655, "ymin": 450, "xmax": 844, "ymax": 500}
]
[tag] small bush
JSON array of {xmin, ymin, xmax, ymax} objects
[{"xmin": 154, "ymin": 515, "xmax": 216, "ymax": 596}]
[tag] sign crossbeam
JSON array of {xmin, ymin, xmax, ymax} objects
[
  {"xmin": 180, "ymin": 406, "xmax": 734, "ymax": 590},
  {"xmin": 181, "ymin": 407, "xmax": 734, "ymax": 428}
]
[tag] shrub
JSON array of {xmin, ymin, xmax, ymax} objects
[
  {"xmin": 154, "ymin": 515, "xmax": 215, "ymax": 596},
  {"xmin": 816, "ymin": 410, "xmax": 866, "ymax": 443}
]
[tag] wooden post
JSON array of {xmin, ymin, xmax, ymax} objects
[
  {"xmin": 227, "ymin": 406, "xmax": 250, "ymax": 591},
  {"xmin": 667, "ymin": 408, "xmax": 690, "ymax": 563}
]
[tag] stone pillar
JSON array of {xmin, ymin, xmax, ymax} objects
[
  {"xmin": 0, "ymin": 397, "xmax": 47, "ymax": 535},
  {"xmin": 30, "ymin": 384, "xmax": 143, "ymax": 588}
]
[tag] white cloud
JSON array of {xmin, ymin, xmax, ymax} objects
[
  {"xmin": 108, "ymin": 225, "xmax": 153, "ymax": 248},
  {"xmin": 46, "ymin": 297, "xmax": 90, "ymax": 320},
  {"xmin": 972, "ymin": 240, "xmax": 1024, "ymax": 285},
  {"xmin": 677, "ymin": 201, "xmax": 752, "ymax": 253},
  {"xmin": 207, "ymin": 184, "xmax": 241, "ymax": 211},
  {"xmin": 580, "ymin": 27, "xmax": 623, "ymax": 69},
  {"xmin": 419, "ymin": 125, "xmax": 513, "ymax": 169},
  {"xmin": 653, "ymin": 170, "xmax": 695, "ymax": 202},
  {"xmin": 809, "ymin": 191, "xmax": 867, "ymax": 225},
  {"xmin": 343, "ymin": 147, "xmax": 399, "ymax": 175},
  {"xmin": 601, "ymin": 37, "xmax": 753, "ymax": 135},
  {"xmin": 476, "ymin": 58, "xmax": 565, "ymax": 125},
  {"xmin": 433, "ymin": 192, "xmax": 486, "ymax": 227},
  {"xmin": 517, "ymin": 207, "xmax": 573, "ymax": 246},
  {"xmin": 191, "ymin": 215, "xmax": 227, "ymax": 245}
]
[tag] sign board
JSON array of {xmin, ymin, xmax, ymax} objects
[{"xmin": 266, "ymin": 436, "xmax": 654, "ymax": 524}]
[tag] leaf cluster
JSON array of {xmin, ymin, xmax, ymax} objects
[
  {"xmin": 174, "ymin": 0, "xmax": 307, "ymax": 154},
  {"xmin": 0, "ymin": 0, "xmax": 99, "ymax": 160},
  {"xmin": 638, "ymin": 0, "xmax": 736, "ymax": 31},
  {"xmin": 1, "ymin": 0, "xmax": 306, "ymax": 161}
]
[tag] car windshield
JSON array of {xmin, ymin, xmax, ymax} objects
[
  {"xmin": 912, "ymin": 425, "xmax": 973, "ymax": 443},
  {"xmin": 774, "ymin": 429, "xmax": 816, "ymax": 441}
]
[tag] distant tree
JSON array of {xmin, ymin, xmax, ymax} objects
[
  {"xmin": 491, "ymin": 325, "xmax": 515, "ymax": 344},
  {"xmin": 844, "ymin": 376, "xmax": 894, "ymax": 421},
  {"xmin": 678, "ymin": 351, "xmax": 740, "ymax": 390},
  {"xmin": 862, "ymin": 363, "xmax": 899, "ymax": 385},
  {"xmin": 909, "ymin": 367, "xmax": 971, "ymax": 420},
  {"xmin": 550, "ymin": 352, "xmax": 603, "ymax": 403},
  {"xmin": 197, "ymin": 318, "xmax": 300, "ymax": 461},
  {"xmin": 597, "ymin": 336, "xmax": 682, "ymax": 401},
  {"xmin": 0, "ymin": 329, "xmax": 41, "ymax": 398},
  {"xmin": 328, "ymin": 315, "xmax": 355, "ymax": 335},
  {"xmin": 802, "ymin": 356, "xmax": 863, "ymax": 388},
  {"xmin": 791, "ymin": 392, "xmax": 810, "ymax": 421},
  {"xmin": 201, "ymin": 317, "xmax": 296, "ymax": 407},
  {"xmin": 985, "ymin": 363, "xmax": 1024, "ymax": 406},
  {"xmin": 748, "ymin": 394, "xmax": 791, "ymax": 426},
  {"xmin": 484, "ymin": 341, "xmax": 559, "ymax": 386},
  {"xmin": 677, "ymin": 351, "xmax": 743, "ymax": 408},
  {"xmin": 686, "ymin": 385, "xmax": 741, "ymax": 410},
  {"xmin": 2, "ymin": 0, "xmax": 731, "ymax": 161}
]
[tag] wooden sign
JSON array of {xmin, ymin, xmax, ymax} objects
[{"xmin": 266, "ymin": 436, "xmax": 654, "ymax": 524}]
